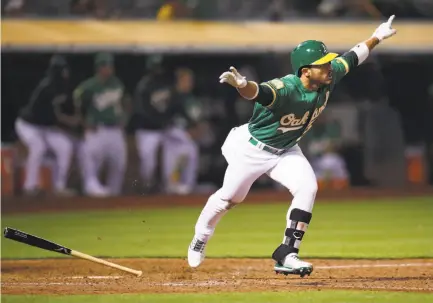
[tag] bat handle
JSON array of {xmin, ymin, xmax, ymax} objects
[{"xmin": 71, "ymin": 250, "xmax": 142, "ymax": 277}]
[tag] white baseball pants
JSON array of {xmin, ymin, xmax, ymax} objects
[
  {"xmin": 15, "ymin": 118, "xmax": 73, "ymax": 192},
  {"xmin": 82, "ymin": 126, "xmax": 127, "ymax": 196},
  {"xmin": 193, "ymin": 124, "xmax": 318, "ymax": 242}
]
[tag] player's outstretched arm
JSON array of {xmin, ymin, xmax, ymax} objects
[
  {"xmin": 219, "ymin": 66, "xmax": 274, "ymax": 105},
  {"xmin": 332, "ymin": 15, "xmax": 397, "ymax": 81},
  {"xmin": 351, "ymin": 15, "xmax": 397, "ymax": 65}
]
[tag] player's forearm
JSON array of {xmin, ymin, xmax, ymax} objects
[
  {"xmin": 365, "ymin": 37, "xmax": 381, "ymax": 51},
  {"xmin": 347, "ymin": 36, "xmax": 380, "ymax": 67},
  {"xmin": 348, "ymin": 16, "xmax": 393, "ymax": 67},
  {"xmin": 237, "ymin": 81, "xmax": 259, "ymax": 100}
]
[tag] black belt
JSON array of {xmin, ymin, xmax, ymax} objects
[{"xmin": 248, "ymin": 137, "xmax": 287, "ymax": 156}]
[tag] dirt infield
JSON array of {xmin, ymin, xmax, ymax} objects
[
  {"xmin": 2, "ymin": 188, "xmax": 433, "ymax": 295},
  {"xmin": 1, "ymin": 258, "xmax": 433, "ymax": 295}
]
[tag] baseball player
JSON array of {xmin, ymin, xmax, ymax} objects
[
  {"xmin": 163, "ymin": 68, "xmax": 203, "ymax": 195},
  {"xmin": 74, "ymin": 53, "xmax": 128, "ymax": 197},
  {"xmin": 133, "ymin": 55, "xmax": 173, "ymax": 192},
  {"xmin": 188, "ymin": 16, "xmax": 397, "ymax": 277},
  {"xmin": 15, "ymin": 55, "xmax": 75, "ymax": 196},
  {"xmin": 303, "ymin": 115, "xmax": 349, "ymax": 190}
]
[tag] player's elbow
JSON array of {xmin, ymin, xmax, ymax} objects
[{"xmin": 254, "ymin": 84, "xmax": 275, "ymax": 107}]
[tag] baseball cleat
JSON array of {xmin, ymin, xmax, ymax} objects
[
  {"xmin": 274, "ymin": 253, "xmax": 313, "ymax": 278},
  {"xmin": 187, "ymin": 237, "xmax": 207, "ymax": 268}
]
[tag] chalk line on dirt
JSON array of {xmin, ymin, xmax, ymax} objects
[
  {"xmin": 70, "ymin": 276, "xmax": 123, "ymax": 280},
  {"xmin": 1, "ymin": 282, "xmax": 92, "ymax": 286},
  {"xmin": 316, "ymin": 263, "xmax": 433, "ymax": 269},
  {"xmin": 155, "ymin": 281, "xmax": 230, "ymax": 287}
]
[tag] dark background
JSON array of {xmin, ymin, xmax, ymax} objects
[{"xmin": 2, "ymin": 52, "xmax": 433, "ymax": 186}]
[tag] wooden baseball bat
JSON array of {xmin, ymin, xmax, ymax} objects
[{"xmin": 3, "ymin": 227, "xmax": 142, "ymax": 277}]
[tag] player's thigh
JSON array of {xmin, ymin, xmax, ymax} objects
[
  {"xmin": 165, "ymin": 127, "xmax": 189, "ymax": 142},
  {"xmin": 185, "ymin": 140, "xmax": 199, "ymax": 160},
  {"xmin": 163, "ymin": 128, "xmax": 190, "ymax": 150},
  {"xmin": 218, "ymin": 161, "xmax": 267, "ymax": 203},
  {"xmin": 44, "ymin": 128, "xmax": 73, "ymax": 160},
  {"xmin": 107, "ymin": 129, "xmax": 127, "ymax": 167},
  {"xmin": 15, "ymin": 119, "xmax": 46, "ymax": 152},
  {"xmin": 175, "ymin": 135, "xmax": 198, "ymax": 159},
  {"xmin": 83, "ymin": 129, "xmax": 104, "ymax": 156},
  {"xmin": 136, "ymin": 130, "xmax": 162, "ymax": 158},
  {"xmin": 162, "ymin": 128, "xmax": 192, "ymax": 158},
  {"xmin": 267, "ymin": 146, "xmax": 318, "ymax": 202},
  {"xmin": 219, "ymin": 126, "xmax": 279, "ymax": 203},
  {"xmin": 74, "ymin": 140, "xmax": 87, "ymax": 178}
]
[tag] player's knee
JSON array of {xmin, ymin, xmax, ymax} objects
[
  {"xmin": 82, "ymin": 142, "xmax": 96, "ymax": 156},
  {"xmin": 140, "ymin": 147, "xmax": 153, "ymax": 157},
  {"xmin": 294, "ymin": 181, "xmax": 318, "ymax": 200},
  {"xmin": 141, "ymin": 147, "xmax": 158, "ymax": 160},
  {"xmin": 215, "ymin": 188, "xmax": 245, "ymax": 204},
  {"xmin": 57, "ymin": 142, "xmax": 74, "ymax": 159},
  {"xmin": 29, "ymin": 141, "xmax": 46, "ymax": 159},
  {"xmin": 210, "ymin": 192, "xmax": 239, "ymax": 209},
  {"xmin": 230, "ymin": 193, "xmax": 247, "ymax": 203},
  {"xmin": 109, "ymin": 154, "xmax": 127, "ymax": 171}
]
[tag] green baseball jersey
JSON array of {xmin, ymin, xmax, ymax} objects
[
  {"xmin": 74, "ymin": 76, "xmax": 125, "ymax": 127},
  {"xmin": 248, "ymin": 57, "xmax": 352, "ymax": 149}
]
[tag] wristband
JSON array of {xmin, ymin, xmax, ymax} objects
[
  {"xmin": 350, "ymin": 42, "xmax": 370, "ymax": 65},
  {"xmin": 237, "ymin": 81, "xmax": 259, "ymax": 100}
]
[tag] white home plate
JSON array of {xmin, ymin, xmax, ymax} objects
[{"xmin": 70, "ymin": 276, "xmax": 123, "ymax": 280}]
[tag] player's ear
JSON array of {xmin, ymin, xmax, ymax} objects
[{"xmin": 301, "ymin": 67, "xmax": 310, "ymax": 78}]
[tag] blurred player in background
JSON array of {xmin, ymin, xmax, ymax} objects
[
  {"xmin": 133, "ymin": 55, "xmax": 173, "ymax": 193},
  {"xmin": 303, "ymin": 114, "xmax": 349, "ymax": 190},
  {"xmin": 163, "ymin": 68, "xmax": 204, "ymax": 195},
  {"xmin": 15, "ymin": 55, "xmax": 75, "ymax": 196},
  {"xmin": 73, "ymin": 53, "xmax": 128, "ymax": 197}
]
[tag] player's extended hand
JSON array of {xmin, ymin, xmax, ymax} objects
[
  {"xmin": 219, "ymin": 66, "xmax": 247, "ymax": 88},
  {"xmin": 372, "ymin": 15, "xmax": 397, "ymax": 41}
]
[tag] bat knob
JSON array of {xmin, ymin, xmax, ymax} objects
[{"xmin": 3, "ymin": 227, "xmax": 11, "ymax": 237}]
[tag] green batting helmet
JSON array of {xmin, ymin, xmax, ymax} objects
[{"xmin": 291, "ymin": 40, "xmax": 339, "ymax": 77}]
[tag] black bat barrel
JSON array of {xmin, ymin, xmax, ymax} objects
[{"xmin": 3, "ymin": 227, "xmax": 71, "ymax": 255}]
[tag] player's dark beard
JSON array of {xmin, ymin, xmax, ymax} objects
[
  {"xmin": 319, "ymin": 73, "xmax": 332, "ymax": 85},
  {"xmin": 308, "ymin": 76, "xmax": 324, "ymax": 88}
]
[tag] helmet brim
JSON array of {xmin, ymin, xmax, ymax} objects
[{"xmin": 310, "ymin": 52, "xmax": 339, "ymax": 65}]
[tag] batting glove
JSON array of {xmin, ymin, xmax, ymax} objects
[
  {"xmin": 372, "ymin": 15, "xmax": 397, "ymax": 42},
  {"xmin": 219, "ymin": 66, "xmax": 247, "ymax": 88}
]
